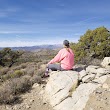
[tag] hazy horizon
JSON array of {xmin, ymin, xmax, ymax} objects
[
  {"xmin": 0, "ymin": 43, "xmax": 63, "ymax": 48},
  {"xmin": 0, "ymin": 0, "xmax": 110, "ymax": 47}
]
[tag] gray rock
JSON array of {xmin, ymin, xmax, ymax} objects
[
  {"xmin": 79, "ymin": 70, "xmax": 87, "ymax": 79},
  {"xmin": 43, "ymin": 64, "xmax": 110, "ymax": 110},
  {"xmin": 55, "ymin": 83, "xmax": 100, "ymax": 110},
  {"xmin": 96, "ymin": 68, "xmax": 110, "ymax": 78},
  {"xmin": 32, "ymin": 83, "xmax": 39, "ymax": 88},
  {"xmin": 45, "ymin": 71, "xmax": 78, "ymax": 107},
  {"xmin": 93, "ymin": 75, "xmax": 110, "ymax": 84},
  {"xmin": 86, "ymin": 65, "xmax": 100, "ymax": 74},
  {"xmin": 82, "ymin": 74, "xmax": 96, "ymax": 83},
  {"xmin": 101, "ymin": 57, "xmax": 110, "ymax": 69}
]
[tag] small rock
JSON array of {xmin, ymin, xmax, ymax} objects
[
  {"xmin": 30, "ymin": 99, "xmax": 34, "ymax": 103},
  {"xmin": 32, "ymin": 83, "xmax": 39, "ymax": 88},
  {"xmin": 101, "ymin": 57, "xmax": 110, "ymax": 69},
  {"xmin": 93, "ymin": 75, "xmax": 109, "ymax": 84},
  {"xmin": 6, "ymin": 106, "xmax": 12, "ymax": 110},
  {"xmin": 25, "ymin": 104, "xmax": 31, "ymax": 109},
  {"xmin": 102, "ymin": 83, "xmax": 109, "ymax": 89},
  {"xmin": 39, "ymin": 90, "xmax": 44, "ymax": 95},
  {"xmin": 96, "ymin": 68, "xmax": 110, "ymax": 77},
  {"xmin": 86, "ymin": 65, "xmax": 100, "ymax": 74}
]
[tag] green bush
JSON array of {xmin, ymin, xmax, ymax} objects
[
  {"xmin": 71, "ymin": 26, "xmax": 110, "ymax": 64},
  {"xmin": 0, "ymin": 48, "xmax": 23, "ymax": 67},
  {"xmin": 13, "ymin": 70, "xmax": 26, "ymax": 78}
]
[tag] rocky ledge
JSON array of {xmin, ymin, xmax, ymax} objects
[{"xmin": 44, "ymin": 57, "xmax": 110, "ymax": 110}]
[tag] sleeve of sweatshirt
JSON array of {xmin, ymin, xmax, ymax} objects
[{"xmin": 48, "ymin": 49, "xmax": 65, "ymax": 64}]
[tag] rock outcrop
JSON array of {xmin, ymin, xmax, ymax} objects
[
  {"xmin": 45, "ymin": 71, "xmax": 78, "ymax": 107},
  {"xmin": 44, "ymin": 57, "xmax": 110, "ymax": 110},
  {"xmin": 101, "ymin": 57, "xmax": 110, "ymax": 69}
]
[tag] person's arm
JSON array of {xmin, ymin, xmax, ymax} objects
[{"xmin": 48, "ymin": 50, "xmax": 65, "ymax": 64}]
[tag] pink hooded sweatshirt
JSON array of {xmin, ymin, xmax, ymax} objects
[{"xmin": 48, "ymin": 48, "xmax": 74, "ymax": 70}]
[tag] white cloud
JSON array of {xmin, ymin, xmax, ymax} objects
[{"xmin": 0, "ymin": 31, "xmax": 37, "ymax": 34}]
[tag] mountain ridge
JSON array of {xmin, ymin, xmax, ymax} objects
[{"xmin": 0, "ymin": 44, "xmax": 62, "ymax": 51}]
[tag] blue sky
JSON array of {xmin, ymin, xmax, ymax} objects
[{"xmin": 0, "ymin": 0, "xmax": 110, "ymax": 47}]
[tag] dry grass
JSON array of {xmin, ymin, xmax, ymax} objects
[
  {"xmin": 0, "ymin": 65, "xmax": 45, "ymax": 104},
  {"xmin": 0, "ymin": 49, "xmax": 56, "ymax": 104},
  {"xmin": 25, "ymin": 67, "xmax": 35, "ymax": 76},
  {"xmin": 0, "ymin": 69, "xmax": 26, "ymax": 82},
  {"xmin": 69, "ymin": 80, "xmax": 79, "ymax": 97},
  {"xmin": 0, "ymin": 67, "xmax": 9, "ymax": 75},
  {"xmin": 0, "ymin": 75, "xmax": 32, "ymax": 104},
  {"xmin": 30, "ymin": 75, "xmax": 42, "ymax": 84}
]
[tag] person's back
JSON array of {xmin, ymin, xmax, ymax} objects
[{"xmin": 60, "ymin": 48, "xmax": 74, "ymax": 70}]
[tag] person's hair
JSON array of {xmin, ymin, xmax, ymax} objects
[{"xmin": 63, "ymin": 40, "xmax": 70, "ymax": 48}]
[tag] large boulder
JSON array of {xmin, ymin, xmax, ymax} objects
[
  {"xmin": 86, "ymin": 65, "xmax": 100, "ymax": 74},
  {"xmin": 101, "ymin": 57, "xmax": 110, "ymax": 69},
  {"xmin": 92, "ymin": 75, "xmax": 110, "ymax": 84},
  {"xmin": 85, "ymin": 65, "xmax": 110, "ymax": 79},
  {"xmin": 96, "ymin": 68, "xmax": 110, "ymax": 78},
  {"xmin": 44, "ymin": 63, "xmax": 110, "ymax": 110},
  {"xmin": 45, "ymin": 71, "xmax": 78, "ymax": 107},
  {"xmin": 55, "ymin": 83, "xmax": 100, "ymax": 110}
]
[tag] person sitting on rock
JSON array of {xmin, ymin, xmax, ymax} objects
[{"xmin": 43, "ymin": 40, "xmax": 74, "ymax": 77}]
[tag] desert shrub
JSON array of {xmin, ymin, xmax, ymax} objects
[
  {"xmin": 30, "ymin": 75, "xmax": 42, "ymax": 84},
  {"xmin": 0, "ymin": 48, "xmax": 23, "ymax": 67},
  {"xmin": 17, "ymin": 52, "xmax": 42, "ymax": 64},
  {"xmin": 0, "ymin": 80, "xmax": 17, "ymax": 104},
  {"xmin": 77, "ymin": 56, "xmax": 102, "ymax": 66},
  {"xmin": 7, "ymin": 69, "xmax": 14, "ymax": 74},
  {"xmin": 12, "ymin": 64, "xmax": 27, "ymax": 70},
  {"xmin": 71, "ymin": 26, "xmax": 110, "ymax": 64},
  {"xmin": 0, "ymin": 67, "xmax": 9, "ymax": 75},
  {"xmin": 20, "ymin": 63, "xmax": 27, "ymax": 69},
  {"xmin": 0, "ymin": 75, "xmax": 32, "ymax": 104},
  {"xmin": 1, "ymin": 70, "xmax": 26, "ymax": 82},
  {"xmin": 37, "ymin": 68, "xmax": 45, "ymax": 77},
  {"xmin": 25, "ymin": 67, "xmax": 35, "ymax": 76},
  {"xmin": 12, "ymin": 70, "xmax": 26, "ymax": 78},
  {"xmin": 12, "ymin": 75, "xmax": 32, "ymax": 94},
  {"xmin": 12, "ymin": 65, "xmax": 22, "ymax": 70},
  {"xmin": 0, "ymin": 74, "xmax": 11, "ymax": 82}
]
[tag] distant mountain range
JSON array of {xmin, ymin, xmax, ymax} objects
[{"xmin": 0, "ymin": 44, "xmax": 62, "ymax": 51}]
